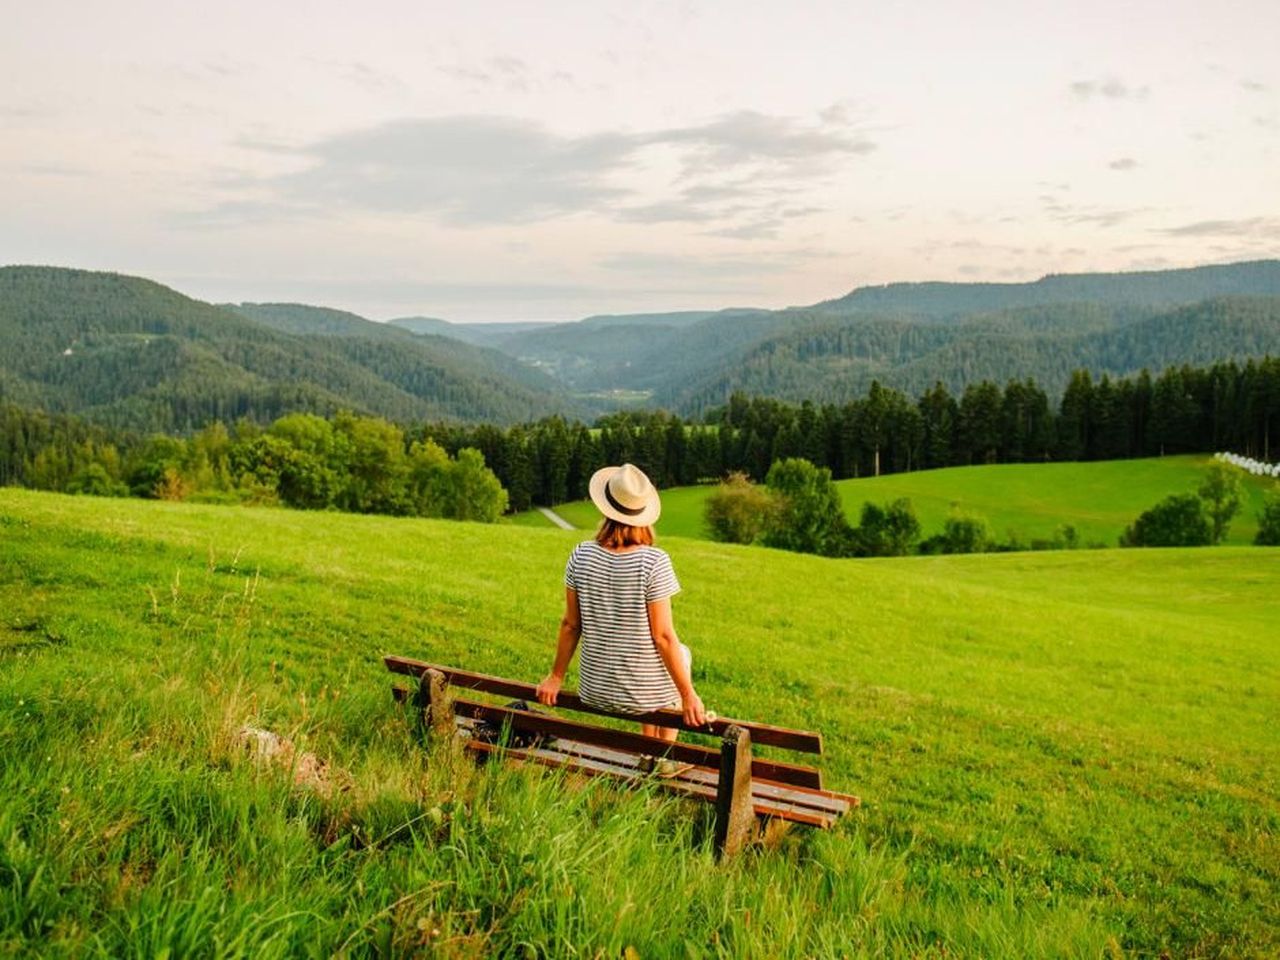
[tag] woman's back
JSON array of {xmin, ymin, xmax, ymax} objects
[{"xmin": 565, "ymin": 541, "xmax": 680, "ymax": 713}]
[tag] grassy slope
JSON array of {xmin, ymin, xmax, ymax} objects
[
  {"xmin": 527, "ymin": 455, "xmax": 1276, "ymax": 545},
  {"xmin": 1, "ymin": 490, "xmax": 1277, "ymax": 957}
]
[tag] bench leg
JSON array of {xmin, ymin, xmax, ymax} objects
[
  {"xmin": 714, "ymin": 724, "xmax": 755, "ymax": 860},
  {"xmin": 414, "ymin": 667, "xmax": 453, "ymax": 742}
]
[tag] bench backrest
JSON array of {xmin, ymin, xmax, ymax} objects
[{"xmin": 383, "ymin": 655, "xmax": 824, "ymax": 755}]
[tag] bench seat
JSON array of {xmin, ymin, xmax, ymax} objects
[{"xmin": 386, "ymin": 655, "xmax": 858, "ymax": 856}]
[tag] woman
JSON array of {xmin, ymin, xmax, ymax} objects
[{"xmin": 535, "ymin": 463, "xmax": 707, "ymax": 758}]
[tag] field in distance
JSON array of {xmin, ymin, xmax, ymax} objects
[
  {"xmin": 1, "ymin": 489, "xmax": 1276, "ymax": 956},
  {"xmin": 522, "ymin": 454, "xmax": 1276, "ymax": 545}
]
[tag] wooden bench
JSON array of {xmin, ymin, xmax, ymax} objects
[{"xmin": 385, "ymin": 655, "xmax": 858, "ymax": 857}]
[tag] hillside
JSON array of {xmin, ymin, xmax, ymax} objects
[
  {"xmin": 814, "ymin": 258, "xmax": 1280, "ymax": 317},
  {"xmin": 665, "ymin": 296, "xmax": 1280, "ymax": 409},
  {"xmin": 387, "ymin": 315, "xmax": 546, "ymax": 347},
  {"xmin": 526, "ymin": 455, "xmax": 1278, "ymax": 545},
  {"xmin": 473, "ymin": 261, "xmax": 1280, "ymax": 410},
  {"xmin": 1, "ymin": 489, "xmax": 1276, "ymax": 956},
  {"xmin": 0, "ymin": 268, "xmax": 580, "ymax": 430}
]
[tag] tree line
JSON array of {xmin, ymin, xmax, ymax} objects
[
  {"xmin": 2, "ymin": 357, "xmax": 1278, "ymax": 519},
  {"xmin": 0, "ymin": 407, "xmax": 507, "ymax": 521},
  {"xmin": 422, "ymin": 357, "xmax": 1280, "ymax": 510}
]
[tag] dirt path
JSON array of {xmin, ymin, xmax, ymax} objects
[{"xmin": 537, "ymin": 506, "xmax": 575, "ymax": 530}]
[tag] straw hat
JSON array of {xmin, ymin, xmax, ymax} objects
[{"xmin": 588, "ymin": 463, "xmax": 661, "ymax": 526}]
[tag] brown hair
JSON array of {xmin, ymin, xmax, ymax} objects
[{"xmin": 595, "ymin": 517, "xmax": 655, "ymax": 550}]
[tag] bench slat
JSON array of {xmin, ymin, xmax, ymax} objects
[
  {"xmin": 464, "ymin": 738, "xmax": 838, "ymax": 828},
  {"xmin": 551, "ymin": 738, "xmax": 857, "ymax": 816},
  {"xmin": 392, "ymin": 686, "xmax": 858, "ymax": 812},
  {"xmin": 384, "ymin": 655, "xmax": 824, "ymax": 755},
  {"xmin": 450, "ymin": 696, "xmax": 825, "ymax": 791}
]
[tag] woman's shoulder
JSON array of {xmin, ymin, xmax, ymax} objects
[{"xmin": 640, "ymin": 544, "xmax": 673, "ymax": 565}]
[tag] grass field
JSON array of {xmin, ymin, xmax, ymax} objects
[
  {"xmin": 522, "ymin": 455, "xmax": 1278, "ymax": 546},
  {"xmin": 2, "ymin": 489, "xmax": 1278, "ymax": 957}
]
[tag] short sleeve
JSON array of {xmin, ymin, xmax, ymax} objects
[
  {"xmin": 645, "ymin": 551, "xmax": 681, "ymax": 602},
  {"xmin": 564, "ymin": 546, "xmax": 579, "ymax": 590}
]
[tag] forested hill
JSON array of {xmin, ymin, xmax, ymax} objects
[
  {"xmin": 0, "ymin": 267, "xmax": 580, "ymax": 431},
  {"xmin": 663, "ymin": 296, "xmax": 1280, "ymax": 410},
  {"xmin": 226, "ymin": 302, "xmax": 566, "ymax": 396},
  {"xmin": 814, "ymin": 259, "xmax": 1280, "ymax": 318},
  {"xmin": 386, "ymin": 316, "xmax": 545, "ymax": 347},
  {"xmin": 477, "ymin": 261, "xmax": 1280, "ymax": 409}
]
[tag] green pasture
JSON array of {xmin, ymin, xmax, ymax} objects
[
  {"xmin": 522, "ymin": 455, "xmax": 1277, "ymax": 545},
  {"xmin": 1, "ymin": 489, "xmax": 1277, "ymax": 957}
]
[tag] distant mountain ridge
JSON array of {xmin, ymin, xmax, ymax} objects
[
  {"xmin": 387, "ymin": 315, "xmax": 547, "ymax": 348},
  {"xmin": 665, "ymin": 296, "xmax": 1280, "ymax": 410},
  {"xmin": 462, "ymin": 260, "xmax": 1280, "ymax": 408},
  {"xmin": 0, "ymin": 268, "xmax": 582, "ymax": 431},
  {"xmin": 813, "ymin": 259, "xmax": 1280, "ymax": 318},
  {"xmin": 3, "ymin": 260, "xmax": 1279, "ymax": 430}
]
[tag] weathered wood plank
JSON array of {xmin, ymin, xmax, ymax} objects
[
  {"xmin": 384, "ymin": 656, "xmax": 823, "ymax": 755},
  {"xmin": 464, "ymin": 738, "xmax": 837, "ymax": 828},
  {"xmin": 391, "ymin": 685, "xmax": 859, "ymax": 812},
  {"xmin": 547, "ymin": 737, "xmax": 854, "ymax": 816},
  {"xmin": 422, "ymin": 668, "xmax": 453, "ymax": 740},
  {"xmin": 714, "ymin": 725, "xmax": 757, "ymax": 858},
  {"xmin": 451, "ymin": 697, "xmax": 824, "ymax": 790}
]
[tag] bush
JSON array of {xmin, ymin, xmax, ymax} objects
[
  {"xmin": 852, "ymin": 498, "xmax": 921, "ymax": 557},
  {"xmin": 1255, "ymin": 492, "xmax": 1280, "ymax": 546},
  {"xmin": 761, "ymin": 458, "xmax": 849, "ymax": 556},
  {"xmin": 940, "ymin": 511, "xmax": 993, "ymax": 554},
  {"xmin": 65, "ymin": 463, "xmax": 128, "ymax": 498},
  {"xmin": 1197, "ymin": 463, "xmax": 1243, "ymax": 543},
  {"xmin": 704, "ymin": 472, "xmax": 775, "ymax": 544},
  {"xmin": 1121, "ymin": 494, "xmax": 1212, "ymax": 547}
]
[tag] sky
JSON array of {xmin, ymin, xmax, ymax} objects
[{"xmin": 3, "ymin": 0, "xmax": 1279, "ymax": 321}]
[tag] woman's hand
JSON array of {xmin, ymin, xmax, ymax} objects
[
  {"xmin": 681, "ymin": 689, "xmax": 707, "ymax": 727},
  {"xmin": 536, "ymin": 673, "xmax": 563, "ymax": 706}
]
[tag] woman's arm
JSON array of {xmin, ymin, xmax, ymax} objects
[
  {"xmin": 647, "ymin": 597, "xmax": 707, "ymax": 726},
  {"xmin": 536, "ymin": 587, "xmax": 581, "ymax": 705}
]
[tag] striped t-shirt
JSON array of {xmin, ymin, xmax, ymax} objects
[{"xmin": 564, "ymin": 541, "xmax": 682, "ymax": 714}]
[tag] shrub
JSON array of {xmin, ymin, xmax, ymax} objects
[
  {"xmin": 940, "ymin": 511, "xmax": 993, "ymax": 554},
  {"xmin": 1255, "ymin": 492, "xmax": 1280, "ymax": 546},
  {"xmin": 704, "ymin": 472, "xmax": 775, "ymax": 544},
  {"xmin": 1197, "ymin": 463, "xmax": 1243, "ymax": 543},
  {"xmin": 1121, "ymin": 494, "xmax": 1212, "ymax": 547},
  {"xmin": 65, "ymin": 463, "xmax": 128, "ymax": 498},
  {"xmin": 853, "ymin": 498, "xmax": 921, "ymax": 557},
  {"xmin": 761, "ymin": 458, "xmax": 849, "ymax": 556}
]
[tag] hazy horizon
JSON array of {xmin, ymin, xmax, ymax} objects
[{"xmin": 4, "ymin": 1, "xmax": 1278, "ymax": 321}]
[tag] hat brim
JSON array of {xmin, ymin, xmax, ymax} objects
[{"xmin": 588, "ymin": 466, "xmax": 662, "ymax": 527}]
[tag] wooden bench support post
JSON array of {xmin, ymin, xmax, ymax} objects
[
  {"xmin": 714, "ymin": 724, "xmax": 755, "ymax": 860},
  {"xmin": 416, "ymin": 667, "xmax": 453, "ymax": 742}
]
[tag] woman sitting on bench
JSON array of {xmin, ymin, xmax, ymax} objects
[{"xmin": 536, "ymin": 463, "xmax": 707, "ymax": 774}]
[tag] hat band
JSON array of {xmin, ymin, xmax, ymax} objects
[{"xmin": 604, "ymin": 483, "xmax": 646, "ymax": 517}]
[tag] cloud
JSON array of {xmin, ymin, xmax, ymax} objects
[
  {"xmin": 1160, "ymin": 216, "xmax": 1280, "ymax": 238},
  {"xmin": 1240, "ymin": 79, "xmax": 1269, "ymax": 93},
  {"xmin": 597, "ymin": 251, "xmax": 804, "ymax": 279},
  {"xmin": 656, "ymin": 110, "xmax": 876, "ymax": 178},
  {"xmin": 1040, "ymin": 198, "xmax": 1152, "ymax": 228},
  {"xmin": 186, "ymin": 111, "xmax": 873, "ymax": 230},
  {"xmin": 239, "ymin": 115, "xmax": 635, "ymax": 226},
  {"xmin": 1069, "ymin": 77, "xmax": 1150, "ymax": 101},
  {"xmin": 439, "ymin": 56, "xmax": 533, "ymax": 92},
  {"xmin": 703, "ymin": 219, "xmax": 784, "ymax": 241},
  {"xmin": 1108, "ymin": 157, "xmax": 1138, "ymax": 171}
]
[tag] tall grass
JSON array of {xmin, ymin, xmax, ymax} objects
[{"xmin": 1, "ymin": 489, "xmax": 1276, "ymax": 957}]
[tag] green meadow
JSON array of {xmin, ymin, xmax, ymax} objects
[
  {"xmin": 1, "ymin": 489, "xmax": 1278, "ymax": 957},
  {"xmin": 526, "ymin": 455, "xmax": 1276, "ymax": 545}
]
